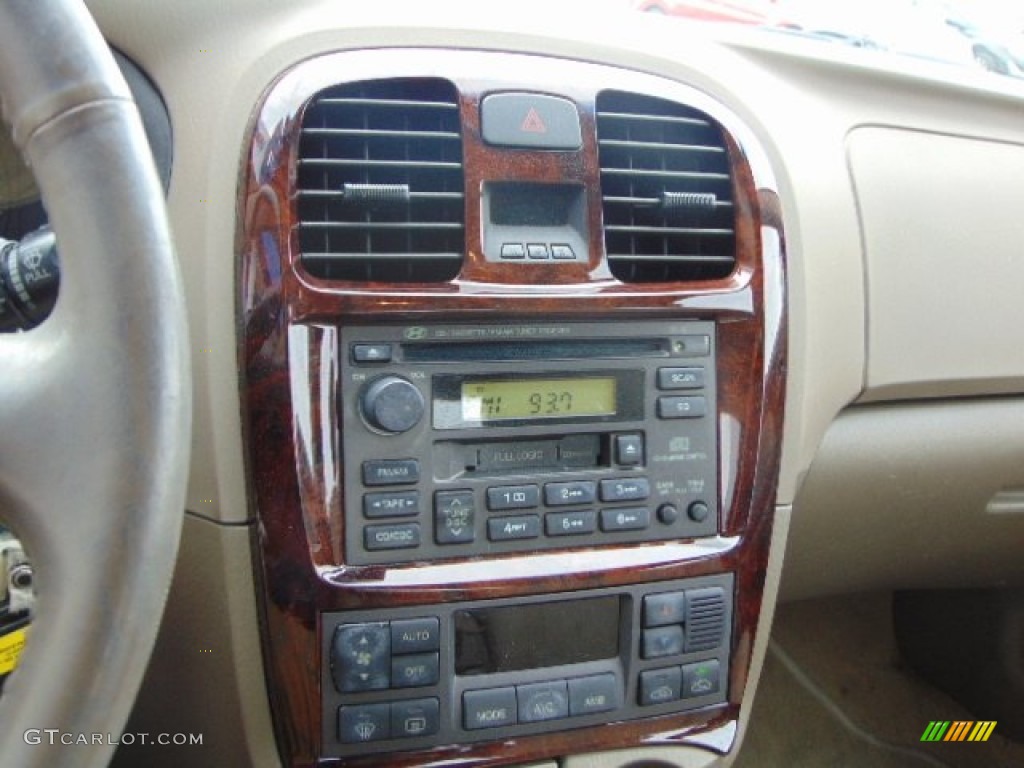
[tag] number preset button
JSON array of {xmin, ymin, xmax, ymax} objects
[{"xmin": 487, "ymin": 484, "xmax": 541, "ymax": 511}]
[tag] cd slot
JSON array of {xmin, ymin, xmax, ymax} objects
[{"xmin": 403, "ymin": 337, "xmax": 668, "ymax": 364}]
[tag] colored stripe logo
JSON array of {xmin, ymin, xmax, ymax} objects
[{"xmin": 921, "ymin": 721, "xmax": 997, "ymax": 742}]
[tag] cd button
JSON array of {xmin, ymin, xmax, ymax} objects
[
  {"xmin": 657, "ymin": 396, "xmax": 707, "ymax": 420},
  {"xmin": 544, "ymin": 480, "xmax": 597, "ymax": 506}
]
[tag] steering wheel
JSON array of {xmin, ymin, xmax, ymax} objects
[{"xmin": 0, "ymin": 1, "xmax": 190, "ymax": 765}]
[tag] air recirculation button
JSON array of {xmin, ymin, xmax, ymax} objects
[{"xmin": 360, "ymin": 376, "xmax": 425, "ymax": 434}]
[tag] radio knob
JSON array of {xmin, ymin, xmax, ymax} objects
[{"xmin": 361, "ymin": 375, "xmax": 425, "ymax": 434}]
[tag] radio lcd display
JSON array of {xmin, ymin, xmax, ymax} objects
[
  {"xmin": 461, "ymin": 377, "xmax": 617, "ymax": 422},
  {"xmin": 454, "ymin": 596, "xmax": 621, "ymax": 675},
  {"xmin": 433, "ymin": 369, "xmax": 643, "ymax": 430}
]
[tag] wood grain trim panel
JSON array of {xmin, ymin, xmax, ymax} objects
[{"xmin": 239, "ymin": 49, "xmax": 785, "ymax": 767}]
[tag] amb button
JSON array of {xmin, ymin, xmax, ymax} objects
[{"xmin": 481, "ymin": 92, "xmax": 582, "ymax": 150}]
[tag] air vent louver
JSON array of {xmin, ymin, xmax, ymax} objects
[
  {"xmin": 297, "ymin": 79, "xmax": 465, "ymax": 282},
  {"xmin": 685, "ymin": 587, "xmax": 727, "ymax": 653},
  {"xmin": 596, "ymin": 91, "xmax": 736, "ymax": 283}
]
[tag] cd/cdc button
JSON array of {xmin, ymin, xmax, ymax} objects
[{"xmin": 364, "ymin": 523, "xmax": 420, "ymax": 551}]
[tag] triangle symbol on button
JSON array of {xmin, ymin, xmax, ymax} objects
[{"xmin": 521, "ymin": 107, "xmax": 547, "ymax": 134}]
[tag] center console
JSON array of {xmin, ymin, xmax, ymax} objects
[{"xmin": 240, "ymin": 49, "xmax": 785, "ymax": 767}]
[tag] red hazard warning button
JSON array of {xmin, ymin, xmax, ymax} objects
[{"xmin": 481, "ymin": 93, "xmax": 582, "ymax": 150}]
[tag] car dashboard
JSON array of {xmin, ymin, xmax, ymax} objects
[{"xmin": 53, "ymin": 1, "xmax": 1024, "ymax": 766}]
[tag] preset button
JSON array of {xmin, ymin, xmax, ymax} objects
[
  {"xmin": 488, "ymin": 515, "xmax": 541, "ymax": 541},
  {"xmin": 545, "ymin": 509, "xmax": 597, "ymax": 537},
  {"xmin": 544, "ymin": 481, "xmax": 597, "ymax": 506}
]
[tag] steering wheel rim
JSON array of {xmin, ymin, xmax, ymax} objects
[{"xmin": 0, "ymin": 1, "xmax": 190, "ymax": 765}]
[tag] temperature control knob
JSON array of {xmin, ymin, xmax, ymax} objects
[{"xmin": 360, "ymin": 375, "xmax": 425, "ymax": 434}]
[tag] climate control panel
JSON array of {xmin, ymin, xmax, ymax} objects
[{"xmin": 321, "ymin": 574, "xmax": 734, "ymax": 758}]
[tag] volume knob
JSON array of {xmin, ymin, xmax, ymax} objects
[{"xmin": 360, "ymin": 375, "xmax": 425, "ymax": 434}]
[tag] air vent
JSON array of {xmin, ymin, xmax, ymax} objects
[
  {"xmin": 596, "ymin": 91, "xmax": 736, "ymax": 283},
  {"xmin": 684, "ymin": 587, "xmax": 727, "ymax": 652},
  {"xmin": 297, "ymin": 78, "xmax": 465, "ymax": 282}
]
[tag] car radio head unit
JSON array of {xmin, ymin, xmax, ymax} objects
[{"xmin": 339, "ymin": 320, "xmax": 719, "ymax": 566}]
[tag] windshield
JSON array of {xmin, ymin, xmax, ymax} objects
[{"xmin": 629, "ymin": 0, "xmax": 1024, "ymax": 78}]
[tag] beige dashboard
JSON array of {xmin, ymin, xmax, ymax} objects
[{"xmin": 79, "ymin": 1, "xmax": 1024, "ymax": 765}]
